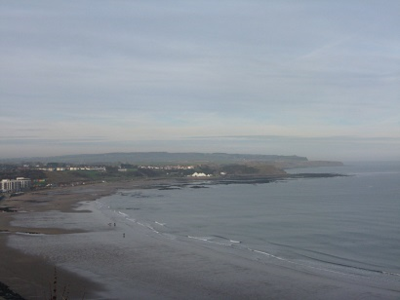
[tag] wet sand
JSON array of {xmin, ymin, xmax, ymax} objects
[
  {"xmin": 1, "ymin": 179, "xmax": 400, "ymax": 299},
  {"xmin": 0, "ymin": 180, "xmax": 155, "ymax": 299}
]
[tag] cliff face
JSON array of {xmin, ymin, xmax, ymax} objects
[
  {"xmin": 219, "ymin": 163, "xmax": 287, "ymax": 176},
  {"xmin": 273, "ymin": 160, "xmax": 344, "ymax": 169}
]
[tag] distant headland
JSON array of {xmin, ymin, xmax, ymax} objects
[{"xmin": 1, "ymin": 151, "xmax": 343, "ymax": 167}]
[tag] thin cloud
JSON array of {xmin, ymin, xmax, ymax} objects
[{"xmin": 0, "ymin": 1, "xmax": 399, "ymax": 160}]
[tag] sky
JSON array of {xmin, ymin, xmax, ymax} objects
[{"xmin": 1, "ymin": 1, "xmax": 399, "ymax": 161}]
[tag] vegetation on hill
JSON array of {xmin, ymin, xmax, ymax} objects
[
  {"xmin": 0, "ymin": 170, "xmax": 46, "ymax": 181},
  {"xmin": 1, "ymin": 152, "xmax": 308, "ymax": 165},
  {"xmin": 40, "ymin": 163, "xmax": 286, "ymax": 185},
  {"xmin": 0, "ymin": 152, "xmax": 342, "ymax": 188}
]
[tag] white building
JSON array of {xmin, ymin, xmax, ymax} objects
[
  {"xmin": 190, "ymin": 172, "xmax": 212, "ymax": 177},
  {"xmin": 1, "ymin": 177, "xmax": 32, "ymax": 192}
]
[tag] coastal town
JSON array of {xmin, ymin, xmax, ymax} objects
[
  {"xmin": 1, "ymin": 151, "xmax": 345, "ymax": 198},
  {"xmin": 1, "ymin": 160, "xmax": 288, "ymax": 197},
  {"xmin": 0, "ymin": 163, "xmax": 199, "ymax": 194}
]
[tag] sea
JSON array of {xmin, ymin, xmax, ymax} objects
[
  {"xmin": 96, "ymin": 161, "xmax": 400, "ymax": 277},
  {"xmin": 8, "ymin": 161, "xmax": 400, "ymax": 298}
]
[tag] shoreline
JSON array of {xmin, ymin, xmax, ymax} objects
[
  {"xmin": 0, "ymin": 180, "xmax": 156, "ymax": 299},
  {"xmin": 0, "ymin": 175, "xmax": 314, "ymax": 298},
  {"xmin": 3, "ymin": 173, "xmax": 395, "ymax": 300},
  {"xmin": 0, "ymin": 176, "xmax": 234, "ymax": 299}
]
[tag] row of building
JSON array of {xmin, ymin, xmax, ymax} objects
[
  {"xmin": 1, "ymin": 177, "xmax": 32, "ymax": 193},
  {"xmin": 139, "ymin": 165, "xmax": 195, "ymax": 170},
  {"xmin": 36, "ymin": 166, "xmax": 106, "ymax": 172}
]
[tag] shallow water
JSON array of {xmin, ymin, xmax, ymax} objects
[
  {"xmin": 97, "ymin": 162, "xmax": 400, "ymax": 277},
  {"xmin": 8, "ymin": 161, "xmax": 400, "ymax": 299}
]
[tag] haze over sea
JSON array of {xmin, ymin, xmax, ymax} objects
[{"xmin": 9, "ymin": 161, "xmax": 400, "ymax": 298}]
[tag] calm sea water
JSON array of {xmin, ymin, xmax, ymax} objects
[{"xmin": 98, "ymin": 162, "xmax": 400, "ymax": 278}]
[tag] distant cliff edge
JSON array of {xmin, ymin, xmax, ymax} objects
[
  {"xmin": 2, "ymin": 152, "xmax": 343, "ymax": 169},
  {"xmin": 7, "ymin": 152, "xmax": 308, "ymax": 165}
]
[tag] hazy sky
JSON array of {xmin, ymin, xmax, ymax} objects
[{"xmin": 1, "ymin": 1, "xmax": 399, "ymax": 161}]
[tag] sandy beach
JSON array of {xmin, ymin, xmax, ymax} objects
[
  {"xmin": 0, "ymin": 180, "xmax": 149, "ymax": 299},
  {"xmin": 1, "ymin": 179, "xmax": 400, "ymax": 300}
]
